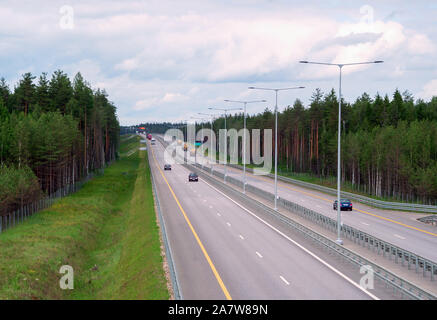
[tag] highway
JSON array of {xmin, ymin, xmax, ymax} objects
[
  {"xmin": 146, "ymin": 135, "xmax": 400, "ymax": 299},
  {"xmin": 203, "ymin": 161, "xmax": 437, "ymax": 262},
  {"xmin": 158, "ymin": 134, "xmax": 437, "ymax": 262}
]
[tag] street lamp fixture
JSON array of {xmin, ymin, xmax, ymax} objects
[
  {"xmin": 198, "ymin": 112, "xmax": 220, "ymax": 174},
  {"xmin": 299, "ymin": 59, "xmax": 383, "ymax": 245},
  {"xmin": 248, "ymin": 86, "xmax": 305, "ymax": 210},
  {"xmin": 224, "ymin": 99, "xmax": 266, "ymax": 194},
  {"xmin": 208, "ymin": 107, "xmax": 243, "ymax": 183}
]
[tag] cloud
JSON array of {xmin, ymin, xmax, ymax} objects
[
  {"xmin": 162, "ymin": 92, "xmax": 188, "ymax": 102},
  {"xmin": 417, "ymin": 79, "xmax": 437, "ymax": 100},
  {"xmin": 0, "ymin": 1, "xmax": 436, "ymax": 125},
  {"xmin": 133, "ymin": 92, "xmax": 188, "ymax": 111},
  {"xmin": 133, "ymin": 98, "xmax": 159, "ymax": 111},
  {"xmin": 407, "ymin": 34, "xmax": 435, "ymax": 54}
]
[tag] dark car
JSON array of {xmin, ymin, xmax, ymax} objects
[
  {"xmin": 188, "ymin": 172, "xmax": 198, "ymax": 182},
  {"xmin": 333, "ymin": 199, "xmax": 353, "ymax": 211},
  {"xmin": 164, "ymin": 164, "xmax": 171, "ymax": 170}
]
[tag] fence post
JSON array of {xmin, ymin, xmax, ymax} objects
[{"xmin": 432, "ymin": 264, "xmax": 434, "ymax": 281}]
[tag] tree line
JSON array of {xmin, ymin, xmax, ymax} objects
[
  {"xmin": 0, "ymin": 71, "xmax": 119, "ymax": 215},
  {"xmin": 217, "ymin": 89, "xmax": 437, "ymax": 204},
  {"xmin": 151, "ymin": 89, "xmax": 436, "ymax": 204}
]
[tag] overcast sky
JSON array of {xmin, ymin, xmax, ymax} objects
[{"xmin": 1, "ymin": 0, "xmax": 437, "ymax": 125}]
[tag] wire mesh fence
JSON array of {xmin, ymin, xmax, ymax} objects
[{"xmin": 0, "ymin": 168, "xmax": 104, "ymax": 234}]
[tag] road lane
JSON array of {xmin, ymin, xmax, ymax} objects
[
  {"xmin": 147, "ymin": 136, "xmax": 387, "ymax": 299},
  {"xmin": 192, "ymin": 155, "xmax": 437, "ymax": 262},
  {"xmin": 157, "ymin": 134, "xmax": 437, "ymax": 262}
]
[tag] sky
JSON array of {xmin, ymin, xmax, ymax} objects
[{"xmin": 1, "ymin": 0, "xmax": 436, "ymax": 125}]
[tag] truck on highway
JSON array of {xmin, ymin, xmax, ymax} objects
[{"xmin": 147, "ymin": 133, "xmax": 152, "ymax": 140}]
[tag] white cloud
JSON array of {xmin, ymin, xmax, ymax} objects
[
  {"xmin": 417, "ymin": 79, "xmax": 437, "ymax": 100},
  {"xmin": 133, "ymin": 98, "xmax": 159, "ymax": 111},
  {"xmin": 162, "ymin": 92, "xmax": 188, "ymax": 102},
  {"xmin": 0, "ymin": 1, "xmax": 436, "ymax": 125},
  {"xmin": 133, "ymin": 92, "xmax": 189, "ymax": 111},
  {"xmin": 407, "ymin": 34, "xmax": 435, "ymax": 54},
  {"xmin": 115, "ymin": 58, "xmax": 139, "ymax": 71}
]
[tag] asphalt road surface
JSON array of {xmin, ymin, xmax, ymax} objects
[
  {"xmin": 206, "ymin": 161, "xmax": 437, "ymax": 262},
  {"xmin": 162, "ymin": 134, "xmax": 437, "ymax": 263},
  {"xmin": 146, "ymin": 135, "xmax": 401, "ymax": 300}
]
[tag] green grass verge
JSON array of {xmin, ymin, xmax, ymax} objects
[{"xmin": 0, "ymin": 137, "xmax": 169, "ymax": 299}]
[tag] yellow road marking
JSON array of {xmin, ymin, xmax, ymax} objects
[
  {"xmin": 150, "ymin": 147, "xmax": 232, "ymax": 300},
  {"xmin": 225, "ymin": 165, "xmax": 437, "ymax": 238},
  {"xmin": 352, "ymin": 208, "xmax": 437, "ymax": 237}
]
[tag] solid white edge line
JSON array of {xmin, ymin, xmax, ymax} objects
[{"xmin": 199, "ymin": 177, "xmax": 380, "ymax": 301}]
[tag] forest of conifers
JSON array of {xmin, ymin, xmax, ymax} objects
[
  {"xmin": 0, "ymin": 71, "xmax": 119, "ymax": 215},
  {"xmin": 140, "ymin": 88, "xmax": 437, "ymax": 204}
]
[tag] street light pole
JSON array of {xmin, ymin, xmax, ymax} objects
[
  {"xmin": 182, "ymin": 119, "xmax": 192, "ymax": 164},
  {"xmin": 209, "ymin": 106, "xmax": 243, "ymax": 183},
  {"xmin": 248, "ymin": 86, "xmax": 305, "ymax": 210},
  {"xmin": 299, "ymin": 59, "xmax": 383, "ymax": 245},
  {"xmin": 199, "ymin": 112, "xmax": 219, "ymax": 174},
  {"xmin": 224, "ymin": 99, "xmax": 266, "ymax": 194},
  {"xmin": 191, "ymin": 116, "xmax": 210, "ymax": 168},
  {"xmin": 224, "ymin": 110, "xmax": 227, "ymax": 181}
]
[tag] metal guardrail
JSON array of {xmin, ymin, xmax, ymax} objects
[
  {"xmin": 199, "ymin": 163, "xmax": 437, "ymax": 283},
  {"xmin": 147, "ymin": 150, "xmax": 182, "ymax": 300},
  {"xmin": 157, "ymin": 135, "xmax": 437, "ymax": 299},
  {"xmin": 188, "ymin": 163, "xmax": 436, "ymax": 300},
  {"xmin": 228, "ymin": 164, "xmax": 437, "ymax": 213}
]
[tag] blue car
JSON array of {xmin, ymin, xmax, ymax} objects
[{"xmin": 333, "ymin": 199, "xmax": 353, "ymax": 211}]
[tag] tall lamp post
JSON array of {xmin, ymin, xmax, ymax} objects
[
  {"xmin": 181, "ymin": 119, "xmax": 190, "ymax": 142},
  {"xmin": 198, "ymin": 112, "xmax": 219, "ymax": 174},
  {"xmin": 181, "ymin": 119, "xmax": 191, "ymax": 164},
  {"xmin": 191, "ymin": 116, "xmax": 209, "ymax": 166},
  {"xmin": 248, "ymin": 86, "xmax": 304, "ymax": 210},
  {"xmin": 208, "ymin": 107, "xmax": 243, "ymax": 183},
  {"xmin": 299, "ymin": 60, "xmax": 383, "ymax": 245},
  {"xmin": 224, "ymin": 99, "xmax": 266, "ymax": 194}
]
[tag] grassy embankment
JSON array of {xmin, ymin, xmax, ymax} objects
[{"xmin": 0, "ymin": 135, "xmax": 169, "ymax": 299}]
